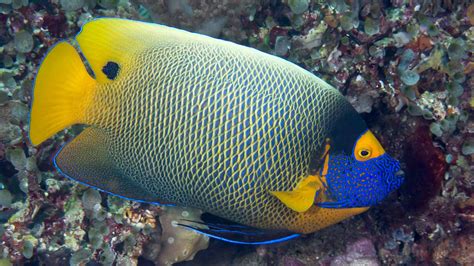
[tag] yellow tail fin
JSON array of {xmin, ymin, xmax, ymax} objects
[{"xmin": 29, "ymin": 42, "xmax": 96, "ymax": 146}]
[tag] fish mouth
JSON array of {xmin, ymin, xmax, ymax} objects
[
  {"xmin": 395, "ymin": 170, "xmax": 404, "ymax": 177},
  {"xmin": 386, "ymin": 167, "xmax": 404, "ymax": 191},
  {"xmin": 378, "ymin": 155, "xmax": 404, "ymax": 193}
]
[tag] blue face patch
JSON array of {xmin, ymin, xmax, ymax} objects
[{"xmin": 318, "ymin": 153, "xmax": 404, "ymax": 208}]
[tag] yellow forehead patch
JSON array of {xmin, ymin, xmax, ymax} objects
[{"xmin": 353, "ymin": 130, "xmax": 385, "ymax": 161}]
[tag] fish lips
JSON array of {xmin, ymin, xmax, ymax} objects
[
  {"xmin": 364, "ymin": 155, "xmax": 404, "ymax": 206},
  {"xmin": 382, "ymin": 159, "xmax": 405, "ymax": 193}
]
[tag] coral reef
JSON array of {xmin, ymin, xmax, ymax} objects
[
  {"xmin": 329, "ymin": 238, "xmax": 379, "ymax": 266},
  {"xmin": 133, "ymin": 0, "xmax": 256, "ymax": 41},
  {"xmin": 151, "ymin": 207, "xmax": 208, "ymax": 265},
  {"xmin": 0, "ymin": 0, "xmax": 472, "ymax": 265}
]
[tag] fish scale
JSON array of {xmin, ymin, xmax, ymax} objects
[{"xmin": 80, "ymin": 40, "xmax": 346, "ymax": 230}]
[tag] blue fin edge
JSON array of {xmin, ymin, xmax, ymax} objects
[
  {"xmin": 53, "ymin": 142, "xmax": 175, "ymax": 207},
  {"xmin": 317, "ymin": 200, "xmax": 351, "ymax": 208},
  {"xmin": 178, "ymin": 223, "xmax": 300, "ymax": 245}
]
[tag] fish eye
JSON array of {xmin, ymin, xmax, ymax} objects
[
  {"xmin": 358, "ymin": 149, "xmax": 371, "ymax": 158},
  {"xmin": 353, "ymin": 130, "xmax": 385, "ymax": 161}
]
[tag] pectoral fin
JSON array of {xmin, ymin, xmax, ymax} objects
[{"xmin": 270, "ymin": 175, "xmax": 323, "ymax": 213}]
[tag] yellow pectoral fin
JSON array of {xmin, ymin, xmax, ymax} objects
[
  {"xmin": 270, "ymin": 190, "xmax": 315, "ymax": 213},
  {"xmin": 270, "ymin": 175, "xmax": 323, "ymax": 213}
]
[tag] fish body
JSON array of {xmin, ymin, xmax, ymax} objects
[{"xmin": 29, "ymin": 18, "xmax": 403, "ymax": 243}]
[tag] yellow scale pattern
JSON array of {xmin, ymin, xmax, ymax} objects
[{"xmin": 84, "ymin": 33, "xmax": 353, "ymax": 232}]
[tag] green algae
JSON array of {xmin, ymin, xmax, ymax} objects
[
  {"xmin": 5, "ymin": 147, "xmax": 26, "ymax": 171},
  {"xmin": 81, "ymin": 188, "xmax": 102, "ymax": 211},
  {"xmin": 70, "ymin": 248, "xmax": 92, "ymax": 266},
  {"xmin": 287, "ymin": 0, "xmax": 309, "ymax": 15},
  {"xmin": 13, "ymin": 31, "xmax": 34, "ymax": 53},
  {"xmin": 0, "ymin": 190, "xmax": 13, "ymax": 207},
  {"xmin": 364, "ymin": 17, "xmax": 379, "ymax": 36},
  {"xmin": 21, "ymin": 235, "xmax": 37, "ymax": 259},
  {"xmin": 400, "ymin": 70, "xmax": 420, "ymax": 86},
  {"xmin": 461, "ymin": 138, "xmax": 474, "ymax": 156},
  {"xmin": 60, "ymin": 0, "xmax": 85, "ymax": 11},
  {"xmin": 0, "ymin": 259, "xmax": 12, "ymax": 266},
  {"xmin": 430, "ymin": 122, "xmax": 443, "ymax": 137}
]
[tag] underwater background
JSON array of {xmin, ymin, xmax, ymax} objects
[{"xmin": 0, "ymin": 0, "xmax": 472, "ymax": 265}]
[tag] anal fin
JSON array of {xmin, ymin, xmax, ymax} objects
[
  {"xmin": 54, "ymin": 127, "xmax": 159, "ymax": 203},
  {"xmin": 179, "ymin": 212, "xmax": 300, "ymax": 245}
]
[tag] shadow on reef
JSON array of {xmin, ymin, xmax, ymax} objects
[{"xmin": 401, "ymin": 123, "xmax": 447, "ymax": 210}]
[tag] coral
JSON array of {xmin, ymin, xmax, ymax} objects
[
  {"xmin": 330, "ymin": 238, "xmax": 379, "ymax": 266},
  {"xmin": 144, "ymin": 207, "xmax": 209, "ymax": 265},
  {"xmin": 132, "ymin": 0, "xmax": 257, "ymax": 41},
  {"xmin": 59, "ymin": 0, "xmax": 85, "ymax": 12},
  {"xmin": 286, "ymin": 0, "xmax": 309, "ymax": 15},
  {"xmin": 13, "ymin": 31, "xmax": 34, "ymax": 53}
]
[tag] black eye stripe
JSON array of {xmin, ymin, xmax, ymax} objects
[{"xmin": 102, "ymin": 61, "xmax": 120, "ymax": 80}]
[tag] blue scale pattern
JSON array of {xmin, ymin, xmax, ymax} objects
[{"xmin": 320, "ymin": 153, "xmax": 404, "ymax": 208}]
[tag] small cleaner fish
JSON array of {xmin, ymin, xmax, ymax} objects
[{"xmin": 29, "ymin": 18, "xmax": 404, "ymax": 244}]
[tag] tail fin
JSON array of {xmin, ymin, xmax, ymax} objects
[{"xmin": 29, "ymin": 42, "xmax": 96, "ymax": 146}]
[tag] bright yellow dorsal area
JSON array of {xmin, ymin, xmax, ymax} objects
[
  {"xmin": 270, "ymin": 175, "xmax": 324, "ymax": 213},
  {"xmin": 76, "ymin": 18, "xmax": 188, "ymax": 84},
  {"xmin": 29, "ymin": 42, "xmax": 96, "ymax": 146},
  {"xmin": 353, "ymin": 130, "xmax": 385, "ymax": 161}
]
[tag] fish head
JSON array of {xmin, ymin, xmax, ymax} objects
[{"xmin": 319, "ymin": 130, "xmax": 404, "ymax": 208}]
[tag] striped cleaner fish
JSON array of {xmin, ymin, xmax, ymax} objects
[{"xmin": 29, "ymin": 18, "xmax": 404, "ymax": 244}]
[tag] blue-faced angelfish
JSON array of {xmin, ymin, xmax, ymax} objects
[{"xmin": 29, "ymin": 18, "xmax": 404, "ymax": 244}]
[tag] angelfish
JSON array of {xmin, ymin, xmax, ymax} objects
[{"xmin": 29, "ymin": 18, "xmax": 404, "ymax": 244}]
